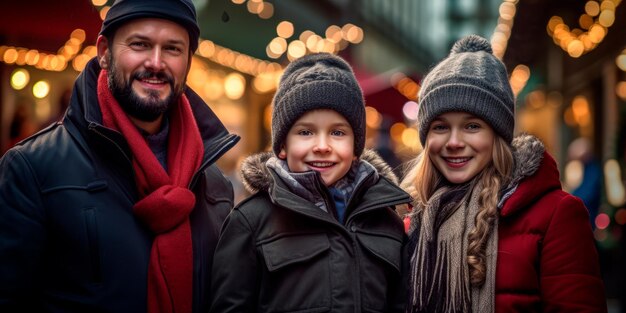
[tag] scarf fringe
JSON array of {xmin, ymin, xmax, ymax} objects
[{"xmin": 407, "ymin": 183, "xmax": 494, "ymax": 313}]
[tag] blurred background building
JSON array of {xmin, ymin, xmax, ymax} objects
[{"xmin": 1, "ymin": 0, "xmax": 625, "ymax": 310}]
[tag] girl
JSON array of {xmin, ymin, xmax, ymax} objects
[{"xmin": 402, "ymin": 35, "xmax": 606, "ymax": 312}]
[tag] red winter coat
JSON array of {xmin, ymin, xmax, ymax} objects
[
  {"xmin": 495, "ymin": 137, "xmax": 606, "ymax": 312},
  {"xmin": 403, "ymin": 135, "xmax": 606, "ymax": 312}
]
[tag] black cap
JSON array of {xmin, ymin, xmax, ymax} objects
[{"xmin": 99, "ymin": 0, "xmax": 200, "ymax": 52}]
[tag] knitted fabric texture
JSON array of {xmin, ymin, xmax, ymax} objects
[
  {"xmin": 271, "ymin": 53, "xmax": 366, "ymax": 157},
  {"xmin": 417, "ymin": 34, "xmax": 515, "ymax": 145},
  {"xmin": 97, "ymin": 70, "xmax": 203, "ymax": 313},
  {"xmin": 100, "ymin": 0, "xmax": 200, "ymax": 52}
]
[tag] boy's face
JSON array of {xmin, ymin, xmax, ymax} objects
[{"xmin": 279, "ymin": 109, "xmax": 356, "ymax": 187}]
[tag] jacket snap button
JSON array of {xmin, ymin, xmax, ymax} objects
[{"xmin": 350, "ymin": 225, "xmax": 357, "ymax": 232}]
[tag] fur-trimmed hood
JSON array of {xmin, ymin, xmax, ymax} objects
[
  {"xmin": 240, "ymin": 149, "xmax": 399, "ymax": 194},
  {"xmin": 500, "ymin": 134, "xmax": 562, "ymax": 216}
]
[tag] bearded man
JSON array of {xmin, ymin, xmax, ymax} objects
[{"xmin": 0, "ymin": 1, "xmax": 240, "ymax": 312}]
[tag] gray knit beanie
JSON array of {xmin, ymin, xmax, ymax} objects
[
  {"xmin": 417, "ymin": 34, "xmax": 515, "ymax": 145},
  {"xmin": 271, "ymin": 53, "xmax": 366, "ymax": 157}
]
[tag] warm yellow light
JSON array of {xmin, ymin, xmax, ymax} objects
[
  {"xmin": 92, "ymin": 0, "xmax": 107, "ymax": 6},
  {"xmin": 277, "ymin": 21, "xmax": 294, "ymax": 38},
  {"xmin": 15, "ymin": 49, "xmax": 27, "ymax": 65},
  {"xmin": 71, "ymin": 29, "xmax": 86, "ymax": 43},
  {"xmin": 390, "ymin": 123, "xmax": 406, "ymax": 143},
  {"xmin": 547, "ymin": 16, "xmax": 564, "ymax": 34},
  {"xmin": 233, "ymin": 54, "xmax": 250, "ymax": 73},
  {"xmin": 598, "ymin": 10, "xmax": 615, "ymax": 27},
  {"xmin": 564, "ymin": 107, "xmax": 577, "ymax": 126},
  {"xmin": 224, "ymin": 72, "xmax": 246, "ymax": 100},
  {"xmin": 344, "ymin": 25, "xmax": 363, "ymax": 44},
  {"xmin": 73, "ymin": 54, "xmax": 90, "ymax": 71},
  {"xmin": 588, "ymin": 24, "xmax": 606, "ymax": 43},
  {"xmin": 266, "ymin": 46, "xmax": 281, "ymax": 59},
  {"xmin": 616, "ymin": 81, "xmax": 626, "ymax": 100},
  {"xmin": 287, "ymin": 40, "xmax": 307, "ymax": 59},
  {"xmin": 25, "ymin": 50, "xmax": 39, "ymax": 65},
  {"xmin": 299, "ymin": 30, "xmax": 315, "ymax": 43},
  {"xmin": 325, "ymin": 25, "xmax": 343, "ymax": 43},
  {"xmin": 84, "ymin": 45, "xmax": 97, "ymax": 58},
  {"xmin": 231, "ymin": 0, "xmax": 245, "ymax": 4},
  {"xmin": 564, "ymin": 160, "xmax": 584, "ymax": 191},
  {"xmin": 572, "ymin": 96, "xmax": 589, "ymax": 113},
  {"xmin": 499, "ymin": 2, "xmax": 517, "ymax": 20},
  {"xmin": 258, "ymin": 2, "xmax": 274, "ymax": 19},
  {"xmin": 567, "ymin": 40, "xmax": 585, "ymax": 57},
  {"xmin": 215, "ymin": 103, "xmax": 245, "ymax": 127},
  {"xmin": 616, "ymin": 53, "xmax": 626, "ymax": 71},
  {"xmin": 253, "ymin": 72, "xmax": 278, "ymax": 94},
  {"xmin": 604, "ymin": 159, "xmax": 626, "ymax": 206},
  {"xmin": 268, "ymin": 37, "xmax": 287, "ymax": 56},
  {"xmin": 401, "ymin": 128, "xmax": 419, "ymax": 149},
  {"xmin": 203, "ymin": 77, "xmax": 224, "ymax": 101},
  {"xmin": 99, "ymin": 6, "xmax": 110, "ymax": 21},
  {"xmin": 3, "ymin": 48, "xmax": 18, "ymax": 63},
  {"xmin": 10, "ymin": 68, "xmax": 30, "ymax": 90},
  {"xmin": 318, "ymin": 39, "xmax": 336, "ymax": 54},
  {"xmin": 33, "ymin": 80, "xmax": 51, "ymax": 99},
  {"xmin": 600, "ymin": 0, "xmax": 616, "ymax": 11},
  {"xmin": 198, "ymin": 40, "xmax": 216, "ymax": 58},
  {"xmin": 365, "ymin": 106, "xmax": 382, "ymax": 129},
  {"xmin": 247, "ymin": 0, "xmax": 263, "ymax": 14},
  {"xmin": 585, "ymin": 1, "xmax": 601, "ymax": 16},
  {"xmin": 306, "ymin": 34, "xmax": 322, "ymax": 52},
  {"xmin": 579, "ymin": 14, "xmax": 594, "ymax": 29}
]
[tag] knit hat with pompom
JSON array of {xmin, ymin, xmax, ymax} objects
[{"xmin": 417, "ymin": 34, "xmax": 515, "ymax": 145}]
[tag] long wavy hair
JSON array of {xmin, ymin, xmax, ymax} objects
[{"xmin": 401, "ymin": 135, "xmax": 514, "ymax": 286}]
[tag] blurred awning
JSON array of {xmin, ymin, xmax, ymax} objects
[{"xmin": 0, "ymin": 0, "xmax": 102, "ymax": 52}]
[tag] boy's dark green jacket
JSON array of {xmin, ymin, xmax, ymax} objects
[{"xmin": 210, "ymin": 150, "xmax": 411, "ymax": 313}]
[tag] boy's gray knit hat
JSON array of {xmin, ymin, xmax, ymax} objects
[
  {"xmin": 271, "ymin": 53, "xmax": 365, "ymax": 157},
  {"xmin": 417, "ymin": 34, "xmax": 515, "ymax": 145}
]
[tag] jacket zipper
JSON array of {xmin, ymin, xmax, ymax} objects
[
  {"xmin": 89, "ymin": 123, "xmax": 239, "ymax": 190},
  {"xmin": 189, "ymin": 134, "xmax": 239, "ymax": 189},
  {"xmin": 345, "ymin": 193, "xmax": 410, "ymax": 226},
  {"xmin": 88, "ymin": 123, "xmax": 133, "ymax": 164}
]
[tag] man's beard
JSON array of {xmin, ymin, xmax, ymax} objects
[{"xmin": 106, "ymin": 56, "xmax": 184, "ymax": 122}]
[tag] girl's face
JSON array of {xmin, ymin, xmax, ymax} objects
[{"xmin": 426, "ymin": 112, "xmax": 495, "ymax": 184}]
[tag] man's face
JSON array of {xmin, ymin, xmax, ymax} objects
[{"xmin": 97, "ymin": 18, "xmax": 190, "ymax": 122}]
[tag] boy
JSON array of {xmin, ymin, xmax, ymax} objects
[{"xmin": 209, "ymin": 53, "xmax": 411, "ymax": 312}]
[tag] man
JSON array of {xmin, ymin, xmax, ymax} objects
[{"xmin": 0, "ymin": 0, "xmax": 240, "ymax": 312}]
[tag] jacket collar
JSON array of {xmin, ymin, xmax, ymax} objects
[
  {"xmin": 499, "ymin": 134, "xmax": 562, "ymax": 216},
  {"xmin": 240, "ymin": 149, "xmax": 400, "ymax": 194},
  {"xmin": 240, "ymin": 149, "xmax": 409, "ymax": 223}
]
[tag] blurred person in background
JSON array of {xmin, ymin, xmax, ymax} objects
[
  {"xmin": 0, "ymin": 0, "xmax": 239, "ymax": 312},
  {"xmin": 567, "ymin": 137, "xmax": 603, "ymax": 229}
]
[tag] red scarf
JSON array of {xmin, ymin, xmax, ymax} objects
[{"xmin": 97, "ymin": 71, "xmax": 203, "ymax": 313}]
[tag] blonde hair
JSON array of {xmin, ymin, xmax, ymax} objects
[{"xmin": 401, "ymin": 135, "xmax": 514, "ymax": 286}]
